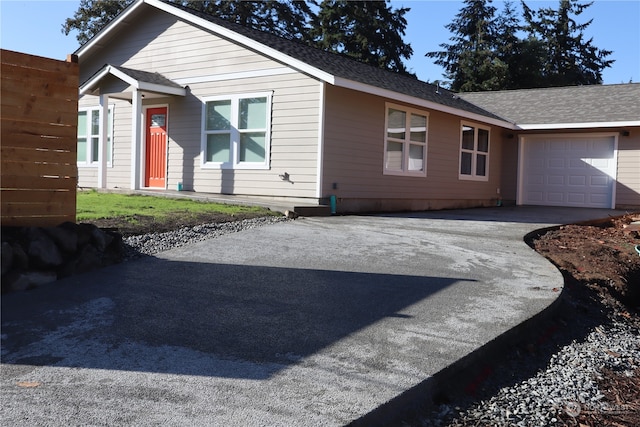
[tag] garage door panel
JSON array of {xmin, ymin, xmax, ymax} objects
[
  {"xmin": 547, "ymin": 192, "xmax": 564, "ymax": 203},
  {"xmin": 548, "ymin": 175, "xmax": 565, "ymax": 185},
  {"xmin": 569, "ymin": 175, "xmax": 586, "ymax": 186},
  {"xmin": 548, "ymin": 158, "xmax": 565, "ymax": 168},
  {"xmin": 590, "ymin": 194, "xmax": 609, "ymax": 205},
  {"xmin": 571, "ymin": 140, "xmax": 588, "ymax": 151},
  {"xmin": 526, "ymin": 191, "xmax": 544, "ymax": 202},
  {"xmin": 590, "ymin": 175, "xmax": 609, "ymax": 187},
  {"xmin": 521, "ymin": 135, "xmax": 615, "ymax": 208},
  {"xmin": 569, "ymin": 158, "xmax": 586, "ymax": 168},
  {"xmin": 568, "ymin": 193, "xmax": 586, "ymax": 204}
]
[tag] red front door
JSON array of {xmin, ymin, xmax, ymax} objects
[{"xmin": 145, "ymin": 107, "xmax": 167, "ymax": 188}]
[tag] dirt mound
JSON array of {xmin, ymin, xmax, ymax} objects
[
  {"xmin": 531, "ymin": 212, "xmax": 640, "ymax": 426},
  {"xmin": 532, "ymin": 213, "xmax": 640, "ymax": 309}
]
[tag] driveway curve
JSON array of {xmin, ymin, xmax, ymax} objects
[{"xmin": 1, "ymin": 206, "xmax": 625, "ymax": 426}]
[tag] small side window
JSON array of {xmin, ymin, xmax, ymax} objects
[{"xmin": 459, "ymin": 122, "xmax": 490, "ymax": 181}]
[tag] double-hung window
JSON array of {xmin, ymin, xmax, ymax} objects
[
  {"xmin": 384, "ymin": 103, "xmax": 428, "ymax": 176},
  {"xmin": 202, "ymin": 92, "xmax": 271, "ymax": 169},
  {"xmin": 77, "ymin": 107, "xmax": 113, "ymax": 166},
  {"xmin": 459, "ymin": 122, "xmax": 490, "ymax": 181}
]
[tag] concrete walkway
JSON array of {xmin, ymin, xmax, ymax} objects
[{"xmin": 0, "ymin": 207, "xmax": 627, "ymax": 426}]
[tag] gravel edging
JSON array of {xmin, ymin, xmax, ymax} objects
[
  {"xmin": 122, "ymin": 216, "xmax": 290, "ymax": 259},
  {"xmin": 410, "ymin": 287, "xmax": 640, "ymax": 427},
  {"xmin": 426, "ymin": 317, "xmax": 640, "ymax": 426}
]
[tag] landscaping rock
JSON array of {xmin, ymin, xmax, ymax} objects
[
  {"xmin": 10, "ymin": 242, "xmax": 29, "ymax": 271},
  {"xmin": 4, "ymin": 271, "xmax": 30, "ymax": 292},
  {"xmin": 24, "ymin": 271, "xmax": 58, "ymax": 288},
  {"xmin": 1, "ymin": 222, "xmax": 124, "ymax": 293},
  {"xmin": 28, "ymin": 228, "xmax": 63, "ymax": 268},
  {"xmin": 1, "ymin": 241, "xmax": 13, "ymax": 275},
  {"xmin": 44, "ymin": 222, "xmax": 78, "ymax": 253}
]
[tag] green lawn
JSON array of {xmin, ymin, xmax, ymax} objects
[{"xmin": 76, "ymin": 190, "xmax": 273, "ymax": 221}]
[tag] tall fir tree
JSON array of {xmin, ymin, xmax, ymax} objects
[
  {"xmin": 310, "ymin": 0, "xmax": 414, "ymax": 76},
  {"xmin": 63, "ymin": 0, "xmax": 413, "ymax": 75},
  {"xmin": 522, "ymin": 0, "xmax": 614, "ymax": 86},
  {"xmin": 62, "ymin": 0, "xmax": 132, "ymax": 45},
  {"xmin": 183, "ymin": 0, "xmax": 313, "ymax": 41},
  {"xmin": 63, "ymin": 1, "xmax": 312, "ymax": 45},
  {"xmin": 426, "ymin": 0, "xmax": 507, "ymax": 91}
]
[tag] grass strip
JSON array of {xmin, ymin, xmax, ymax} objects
[{"xmin": 76, "ymin": 190, "xmax": 273, "ymax": 221}]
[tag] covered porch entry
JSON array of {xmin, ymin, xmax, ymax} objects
[{"xmin": 79, "ymin": 64, "xmax": 186, "ymax": 190}]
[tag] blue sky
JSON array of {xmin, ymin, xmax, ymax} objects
[{"xmin": 1, "ymin": 0, "xmax": 638, "ymax": 85}]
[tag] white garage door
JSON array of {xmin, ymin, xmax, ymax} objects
[{"xmin": 520, "ymin": 135, "xmax": 617, "ymax": 208}]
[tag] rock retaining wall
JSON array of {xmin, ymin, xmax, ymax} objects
[{"xmin": 1, "ymin": 222, "xmax": 123, "ymax": 293}]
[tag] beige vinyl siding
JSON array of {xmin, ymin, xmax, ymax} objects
[
  {"xmin": 187, "ymin": 74, "xmax": 320, "ymax": 198},
  {"xmin": 79, "ymin": 5, "xmax": 321, "ymax": 199},
  {"xmin": 616, "ymin": 129, "xmax": 640, "ymax": 207},
  {"xmin": 322, "ymin": 85, "xmax": 504, "ymax": 209}
]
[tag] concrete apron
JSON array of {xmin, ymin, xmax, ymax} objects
[{"xmin": 0, "ymin": 207, "xmax": 628, "ymax": 426}]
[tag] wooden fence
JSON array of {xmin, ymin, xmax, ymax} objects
[{"xmin": 1, "ymin": 49, "xmax": 79, "ymax": 227}]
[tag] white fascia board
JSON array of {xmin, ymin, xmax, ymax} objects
[
  {"xmin": 79, "ymin": 67, "xmax": 112, "ymax": 95},
  {"xmin": 80, "ymin": 66, "xmax": 136, "ymax": 94},
  {"xmin": 518, "ymin": 121, "xmax": 640, "ymax": 130},
  {"xmin": 333, "ymin": 77, "xmax": 518, "ymax": 130},
  {"xmin": 145, "ymin": 0, "xmax": 336, "ymax": 84},
  {"xmin": 80, "ymin": 64, "xmax": 186, "ymax": 96},
  {"xmin": 107, "ymin": 66, "xmax": 140, "ymax": 87},
  {"xmin": 75, "ymin": 0, "xmax": 146, "ymax": 58}
]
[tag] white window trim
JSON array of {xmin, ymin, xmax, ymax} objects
[
  {"xmin": 201, "ymin": 92, "xmax": 272, "ymax": 170},
  {"xmin": 77, "ymin": 105, "xmax": 114, "ymax": 168},
  {"xmin": 458, "ymin": 121, "xmax": 490, "ymax": 181},
  {"xmin": 383, "ymin": 102, "xmax": 429, "ymax": 177}
]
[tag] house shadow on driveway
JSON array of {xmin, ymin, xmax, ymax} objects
[{"xmin": 1, "ymin": 256, "xmax": 466, "ymax": 380}]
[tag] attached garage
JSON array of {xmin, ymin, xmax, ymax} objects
[
  {"xmin": 461, "ymin": 84, "xmax": 639, "ymax": 210},
  {"xmin": 518, "ymin": 134, "xmax": 617, "ymax": 208}
]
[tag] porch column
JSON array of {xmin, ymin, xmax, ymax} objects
[
  {"xmin": 97, "ymin": 94, "xmax": 109, "ymax": 188},
  {"xmin": 131, "ymin": 89, "xmax": 142, "ymax": 190}
]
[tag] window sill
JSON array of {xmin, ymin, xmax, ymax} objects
[
  {"xmin": 201, "ymin": 163, "xmax": 270, "ymax": 171},
  {"xmin": 458, "ymin": 174, "xmax": 489, "ymax": 181},
  {"xmin": 383, "ymin": 169, "xmax": 427, "ymax": 177}
]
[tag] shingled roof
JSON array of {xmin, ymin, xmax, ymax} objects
[
  {"xmin": 460, "ymin": 83, "xmax": 640, "ymax": 129},
  {"xmin": 109, "ymin": 65, "xmax": 184, "ymax": 89},
  {"xmin": 79, "ymin": 63, "xmax": 186, "ymax": 97},
  {"xmin": 77, "ymin": 0, "xmax": 509, "ymax": 125},
  {"xmin": 168, "ymin": 2, "xmax": 508, "ymax": 121}
]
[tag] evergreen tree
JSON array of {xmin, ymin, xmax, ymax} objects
[
  {"xmin": 522, "ymin": 0, "xmax": 614, "ymax": 86},
  {"xmin": 63, "ymin": 0, "xmax": 413, "ymax": 76},
  {"xmin": 183, "ymin": 1, "xmax": 313, "ymax": 42},
  {"xmin": 63, "ymin": 1, "xmax": 312, "ymax": 46},
  {"xmin": 310, "ymin": 0, "xmax": 414, "ymax": 76},
  {"xmin": 62, "ymin": 0, "xmax": 132, "ymax": 45},
  {"xmin": 426, "ymin": 0, "xmax": 507, "ymax": 91}
]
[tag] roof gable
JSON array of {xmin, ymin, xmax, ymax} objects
[
  {"xmin": 80, "ymin": 64, "xmax": 186, "ymax": 98},
  {"xmin": 76, "ymin": 0, "xmax": 514, "ymax": 128}
]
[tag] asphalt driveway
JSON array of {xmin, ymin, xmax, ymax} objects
[{"xmin": 1, "ymin": 206, "xmax": 625, "ymax": 426}]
